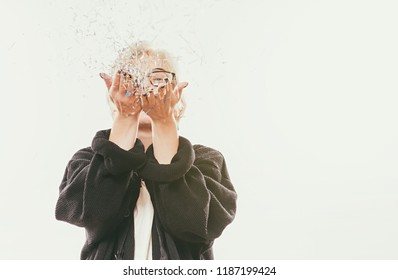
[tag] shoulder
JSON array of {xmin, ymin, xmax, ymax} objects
[
  {"xmin": 70, "ymin": 147, "xmax": 94, "ymax": 162},
  {"xmin": 193, "ymin": 144, "xmax": 225, "ymax": 169},
  {"xmin": 69, "ymin": 129, "xmax": 111, "ymax": 162}
]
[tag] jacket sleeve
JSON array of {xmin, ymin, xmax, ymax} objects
[
  {"xmin": 140, "ymin": 137, "xmax": 237, "ymax": 243},
  {"xmin": 55, "ymin": 129, "xmax": 146, "ymax": 245}
]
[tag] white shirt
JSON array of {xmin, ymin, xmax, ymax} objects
[{"xmin": 133, "ymin": 181, "xmax": 154, "ymax": 260}]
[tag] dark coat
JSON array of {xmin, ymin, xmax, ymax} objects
[{"xmin": 55, "ymin": 129, "xmax": 237, "ymax": 260}]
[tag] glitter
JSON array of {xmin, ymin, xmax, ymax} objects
[{"xmin": 112, "ymin": 42, "xmax": 176, "ymax": 96}]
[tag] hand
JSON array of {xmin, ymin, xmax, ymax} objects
[
  {"xmin": 100, "ymin": 72, "xmax": 142, "ymax": 117},
  {"xmin": 141, "ymin": 81, "xmax": 188, "ymax": 123},
  {"xmin": 100, "ymin": 72, "xmax": 141, "ymax": 150}
]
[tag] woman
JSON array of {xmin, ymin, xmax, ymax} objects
[{"xmin": 55, "ymin": 44, "xmax": 237, "ymax": 260}]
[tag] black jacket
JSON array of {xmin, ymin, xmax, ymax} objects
[{"xmin": 55, "ymin": 129, "xmax": 237, "ymax": 260}]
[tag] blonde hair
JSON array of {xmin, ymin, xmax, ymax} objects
[{"xmin": 107, "ymin": 42, "xmax": 186, "ymax": 121}]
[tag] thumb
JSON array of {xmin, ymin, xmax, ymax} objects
[
  {"xmin": 176, "ymin": 81, "xmax": 188, "ymax": 93},
  {"xmin": 175, "ymin": 82, "xmax": 188, "ymax": 100},
  {"xmin": 100, "ymin": 73, "xmax": 112, "ymax": 90}
]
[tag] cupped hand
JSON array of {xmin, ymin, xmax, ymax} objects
[
  {"xmin": 141, "ymin": 81, "xmax": 188, "ymax": 123},
  {"xmin": 100, "ymin": 72, "xmax": 142, "ymax": 117}
]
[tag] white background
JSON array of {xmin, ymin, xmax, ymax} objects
[{"xmin": 0, "ymin": 0, "xmax": 397, "ymax": 259}]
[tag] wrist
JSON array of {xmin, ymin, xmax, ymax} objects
[
  {"xmin": 113, "ymin": 112, "xmax": 140, "ymax": 128},
  {"xmin": 110, "ymin": 113, "xmax": 140, "ymax": 150},
  {"xmin": 152, "ymin": 116, "xmax": 177, "ymax": 129},
  {"xmin": 151, "ymin": 117, "xmax": 179, "ymax": 164}
]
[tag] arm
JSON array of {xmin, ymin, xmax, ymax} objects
[
  {"xmin": 55, "ymin": 129, "xmax": 146, "ymax": 245},
  {"xmin": 152, "ymin": 117, "xmax": 179, "ymax": 164},
  {"xmin": 140, "ymin": 138, "xmax": 237, "ymax": 243},
  {"xmin": 142, "ymin": 81, "xmax": 188, "ymax": 164},
  {"xmin": 56, "ymin": 71, "xmax": 145, "ymax": 245},
  {"xmin": 140, "ymin": 80, "xmax": 236, "ymax": 243},
  {"xmin": 109, "ymin": 113, "xmax": 139, "ymax": 150}
]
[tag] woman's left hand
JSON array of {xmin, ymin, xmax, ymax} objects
[{"xmin": 141, "ymin": 81, "xmax": 188, "ymax": 123}]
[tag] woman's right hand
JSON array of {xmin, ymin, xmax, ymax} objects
[
  {"xmin": 100, "ymin": 71, "xmax": 142, "ymax": 150},
  {"xmin": 101, "ymin": 71, "xmax": 142, "ymax": 117}
]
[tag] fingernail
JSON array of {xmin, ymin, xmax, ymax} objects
[
  {"xmin": 117, "ymin": 70, "xmax": 122, "ymax": 74},
  {"xmin": 183, "ymin": 82, "xmax": 189, "ymax": 88},
  {"xmin": 99, "ymin": 73, "xmax": 105, "ymax": 79}
]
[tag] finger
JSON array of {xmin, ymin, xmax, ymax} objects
[
  {"xmin": 147, "ymin": 88, "xmax": 156, "ymax": 109},
  {"xmin": 138, "ymin": 96, "xmax": 144, "ymax": 111},
  {"xmin": 100, "ymin": 73, "xmax": 112, "ymax": 90},
  {"xmin": 134, "ymin": 96, "xmax": 142, "ymax": 108},
  {"xmin": 164, "ymin": 83, "xmax": 172, "ymax": 106},
  {"xmin": 174, "ymin": 82, "xmax": 188, "ymax": 101},
  {"xmin": 114, "ymin": 71, "xmax": 121, "ymax": 88},
  {"xmin": 171, "ymin": 77, "xmax": 177, "ymax": 88},
  {"xmin": 158, "ymin": 84, "xmax": 167, "ymax": 101},
  {"xmin": 108, "ymin": 93, "xmax": 115, "ymax": 103},
  {"xmin": 118, "ymin": 73, "xmax": 127, "ymax": 96},
  {"xmin": 126, "ymin": 79, "xmax": 140, "ymax": 97},
  {"xmin": 141, "ymin": 93, "xmax": 149, "ymax": 111},
  {"xmin": 110, "ymin": 71, "xmax": 121, "ymax": 94}
]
